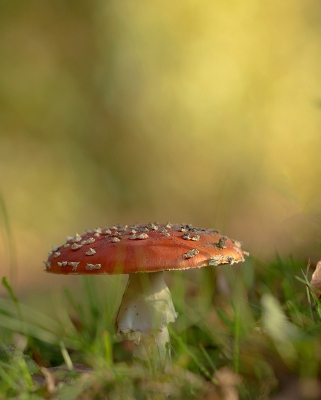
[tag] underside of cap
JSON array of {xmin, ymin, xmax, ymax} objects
[{"xmin": 44, "ymin": 223, "xmax": 248, "ymax": 275}]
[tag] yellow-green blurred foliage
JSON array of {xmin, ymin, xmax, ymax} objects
[{"xmin": 1, "ymin": 0, "xmax": 321, "ymax": 293}]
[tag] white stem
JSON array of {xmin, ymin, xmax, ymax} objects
[{"xmin": 116, "ymin": 271, "xmax": 177, "ymax": 369}]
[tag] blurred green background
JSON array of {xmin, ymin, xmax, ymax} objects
[{"xmin": 1, "ymin": 0, "xmax": 321, "ymax": 295}]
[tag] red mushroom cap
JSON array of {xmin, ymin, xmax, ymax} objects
[{"xmin": 44, "ymin": 223, "xmax": 248, "ymax": 275}]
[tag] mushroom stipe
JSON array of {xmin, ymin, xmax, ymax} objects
[{"xmin": 44, "ymin": 222, "xmax": 248, "ymax": 370}]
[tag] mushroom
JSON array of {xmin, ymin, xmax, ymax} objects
[
  {"xmin": 311, "ymin": 260, "xmax": 321, "ymax": 297},
  {"xmin": 44, "ymin": 223, "xmax": 248, "ymax": 370}
]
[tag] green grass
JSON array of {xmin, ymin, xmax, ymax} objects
[{"xmin": 0, "ymin": 256, "xmax": 321, "ymax": 399}]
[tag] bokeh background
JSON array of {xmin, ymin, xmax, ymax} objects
[{"xmin": 1, "ymin": 0, "xmax": 321, "ymax": 296}]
